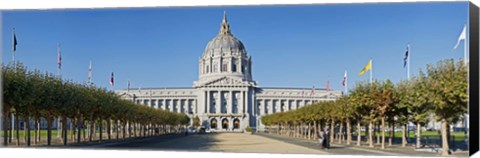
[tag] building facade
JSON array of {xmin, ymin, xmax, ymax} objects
[{"xmin": 115, "ymin": 12, "xmax": 342, "ymax": 132}]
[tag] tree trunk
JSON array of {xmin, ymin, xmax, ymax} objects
[
  {"xmin": 330, "ymin": 119, "xmax": 335, "ymax": 143},
  {"xmin": 77, "ymin": 114, "xmax": 82, "ymax": 143},
  {"xmin": 122, "ymin": 121, "xmax": 127, "ymax": 140},
  {"xmin": 313, "ymin": 121, "xmax": 318, "ymax": 140},
  {"xmin": 416, "ymin": 122, "xmax": 421, "ymax": 148},
  {"xmin": 2, "ymin": 112, "xmax": 8, "ymax": 146},
  {"xmin": 376, "ymin": 122, "xmax": 380, "ymax": 145},
  {"xmin": 70, "ymin": 118, "xmax": 75, "ymax": 141},
  {"xmin": 389, "ymin": 121, "xmax": 393, "ymax": 146},
  {"xmin": 47, "ymin": 115, "xmax": 52, "ymax": 146},
  {"xmin": 347, "ymin": 119, "xmax": 351, "ymax": 145},
  {"xmin": 33, "ymin": 116, "xmax": 37, "ymax": 145},
  {"xmin": 338, "ymin": 121, "xmax": 343, "ymax": 144},
  {"xmin": 357, "ymin": 121, "xmax": 361, "ymax": 146},
  {"xmin": 62, "ymin": 115, "xmax": 67, "ymax": 146},
  {"xmin": 381, "ymin": 116, "xmax": 385, "ymax": 149},
  {"xmin": 92, "ymin": 120, "xmax": 96, "ymax": 140},
  {"xmin": 36, "ymin": 116, "xmax": 40, "ymax": 144},
  {"xmin": 26, "ymin": 115, "xmax": 31, "ymax": 146},
  {"xmin": 15, "ymin": 114, "xmax": 19, "ymax": 146},
  {"xmin": 116, "ymin": 120, "xmax": 119, "ymax": 140},
  {"xmin": 308, "ymin": 123, "xmax": 312, "ymax": 140},
  {"xmin": 402, "ymin": 124, "xmax": 406, "ymax": 147},
  {"xmin": 368, "ymin": 121, "xmax": 373, "ymax": 147},
  {"xmin": 107, "ymin": 117, "xmax": 111, "ymax": 140},
  {"xmin": 9, "ymin": 112, "xmax": 13, "ymax": 144},
  {"xmin": 23, "ymin": 118, "xmax": 27, "ymax": 143},
  {"xmin": 441, "ymin": 119, "xmax": 450, "ymax": 156},
  {"xmin": 99, "ymin": 116, "xmax": 103, "ymax": 142}
]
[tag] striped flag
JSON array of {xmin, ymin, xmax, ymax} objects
[
  {"xmin": 342, "ymin": 70, "xmax": 347, "ymax": 87},
  {"xmin": 57, "ymin": 45, "xmax": 62, "ymax": 69},
  {"xmin": 88, "ymin": 60, "xmax": 92, "ymax": 82},
  {"xmin": 109, "ymin": 72, "xmax": 114, "ymax": 86}
]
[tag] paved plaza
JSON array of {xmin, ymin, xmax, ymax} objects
[
  {"xmin": 101, "ymin": 133, "xmax": 326, "ymax": 154},
  {"xmin": 76, "ymin": 133, "xmax": 468, "ymax": 157}
]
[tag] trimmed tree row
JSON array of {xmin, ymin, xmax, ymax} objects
[
  {"xmin": 2, "ymin": 62, "xmax": 190, "ymax": 147},
  {"xmin": 261, "ymin": 59, "xmax": 467, "ymax": 156}
]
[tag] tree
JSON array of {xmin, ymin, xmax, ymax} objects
[
  {"xmin": 426, "ymin": 59, "xmax": 467, "ymax": 156},
  {"xmin": 193, "ymin": 116, "xmax": 201, "ymax": 128}
]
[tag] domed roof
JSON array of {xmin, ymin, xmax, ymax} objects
[{"xmin": 203, "ymin": 11, "xmax": 247, "ymax": 57}]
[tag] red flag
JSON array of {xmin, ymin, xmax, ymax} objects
[
  {"xmin": 110, "ymin": 72, "xmax": 114, "ymax": 86},
  {"xmin": 342, "ymin": 70, "xmax": 347, "ymax": 86},
  {"xmin": 326, "ymin": 80, "xmax": 330, "ymax": 92}
]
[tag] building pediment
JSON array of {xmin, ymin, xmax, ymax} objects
[{"xmin": 194, "ymin": 76, "xmax": 255, "ymax": 87}]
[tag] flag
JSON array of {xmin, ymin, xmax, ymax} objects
[
  {"xmin": 13, "ymin": 31, "xmax": 18, "ymax": 52},
  {"xmin": 310, "ymin": 86, "xmax": 315, "ymax": 96},
  {"xmin": 110, "ymin": 72, "xmax": 114, "ymax": 86},
  {"xmin": 453, "ymin": 25, "xmax": 467, "ymax": 50},
  {"xmin": 359, "ymin": 60, "xmax": 372, "ymax": 76},
  {"xmin": 57, "ymin": 45, "xmax": 62, "ymax": 69},
  {"xmin": 326, "ymin": 80, "xmax": 330, "ymax": 92},
  {"xmin": 404, "ymin": 45, "xmax": 409, "ymax": 68},
  {"xmin": 342, "ymin": 70, "xmax": 347, "ymax": 86},
  {"xmin": 88, "ymin": 60, "xmax": 92, "ymax": 82}
]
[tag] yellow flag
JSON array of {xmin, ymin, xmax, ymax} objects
[{"xmin": 358, "ymin": 60, "xmax": 372, "ymax": 76}]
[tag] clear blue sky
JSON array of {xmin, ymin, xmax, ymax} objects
[{"xmin": 1, "ymin": 2, "xmax": 469, "ymax": 92}]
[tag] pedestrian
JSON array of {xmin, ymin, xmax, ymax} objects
[{"xmin": 324, "ymin": 126, "xmax": 330, "ymax": 149}]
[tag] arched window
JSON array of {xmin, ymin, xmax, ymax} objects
[
  {"xmin": 213, "ymin": 63, "xmax": 218, "ymax": 72},
  {"xmin": 233, "ymin": 119, "xmax": 240, "ymax": 129},
  {"xmin": 210, "ymin": 119, "xmax": 217, "ymax": 129},
  {"xmin": 232, "ymin": 61, "xmax": 237, "ymax": 72},
  {"xmin": 222, "ymin": 118, "xmax": 229, "ymax": 129},
  {"xmin": 222, "ymin": 63, "xmax": 228, "ymax": 72}
]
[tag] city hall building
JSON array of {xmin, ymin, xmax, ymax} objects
[{"xmin": 115, "ymin": 13, "xmax": 342, "ymax": 132}]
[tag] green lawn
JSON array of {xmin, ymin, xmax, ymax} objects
[
  {"xmin": 354, "ymin": 131, "xmax": 467, "ymax": 141},
  {"xmin": 0, "ymin": 130, "xmax": 101, "ymax": 137}
]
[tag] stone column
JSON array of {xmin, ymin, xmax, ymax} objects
[
  {"xmin": 162, "ymin": 99, "xmax": 166, "ymax": 110},
  {"xmin": 170, "ymin": 99, "xmax": 174, "ymax": 112},
  {"xmin": 228, "ymin": 91, "xmax": 233, "ymax": 114},
  {"xmin": 287, "ymin": 99, "xmax": 291, "ymax": 111},
  {"xmin": 217, "ymin": 118, "xmax": 222, "ymax": 129},
  {"xmin": 206, "ymin": 91, "xmax": 210, "ymax": 113},
  {"xmin": 216, "ymin": 91, "xmax": 221, "ymax": 114},
  {"xmin": 268, "ymin": 100, "xmax": 273, "ymax": 114},
  {"xmin": 238, "ymin": 91, "xmax": 243, "ymax": 114}
]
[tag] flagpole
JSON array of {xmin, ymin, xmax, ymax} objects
[
  {"xmin": 408, "ymin": 44, "xmax": 411, "ymax": 80},
  {"xmin": 345, "ymin": 70, "xmax": 348, "ymax": 95},
  {"xmin": 12, "ymin": 28, "xmax": 15, "ymax": 66},
  {"xmin": 370, "ymin": 59, "xmax": 373, "ymax": 84},
  {"xmin": 464, "ymin": 24, "xmax": 467, "ymax": 65},
  {"xmin": 57, "ymin": 43, "xmax": 61, "ymax": 138},
  {"xmin": 11, "ymin": 28, "xmax": 16, "ymax": 140}
]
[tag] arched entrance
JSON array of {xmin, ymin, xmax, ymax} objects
[
  {"xmin": 222, "ymin": 118, "xmax": 229, "ymax": 129},
  {"xmin": 210, "ymin": 118, "xmax": 217, "ymax": 129},
  {"xmin": 233, "ymin": 119, "xmax": 240, "ymax": 129}
]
